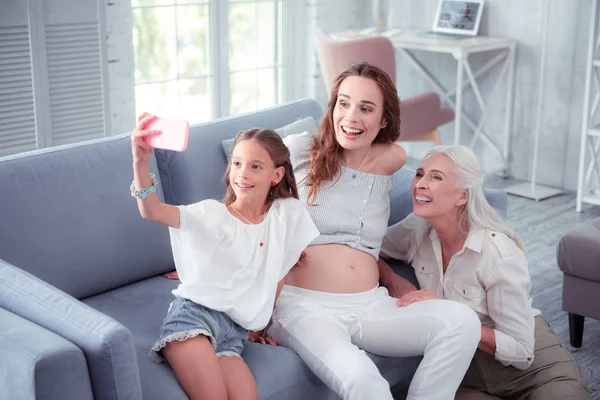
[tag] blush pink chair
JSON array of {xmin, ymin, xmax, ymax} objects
[{"xmin": 315, "ymin": 28, "xmax": 454, "ymax": 145}]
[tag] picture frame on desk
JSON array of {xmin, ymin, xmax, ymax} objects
[{"xmin": 432, "ymin": 0, "xmax": 485, "ymax": 37}]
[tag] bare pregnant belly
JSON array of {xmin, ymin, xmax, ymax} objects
[{"xmin": 285, "ymin": 244, "xmax": 380, "ymax": 293}]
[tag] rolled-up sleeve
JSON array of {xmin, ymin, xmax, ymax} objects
[
  {"xmin": 487, "ymin": 254, "xmax": 536, "ymax": 370},
  {"xmin": 380, "ymin": 213, "xmax": 420, "ymax": 260}
]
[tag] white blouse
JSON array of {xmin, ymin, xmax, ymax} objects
[
  {"xmin": 381, "ymin": 214, "xmax": 541, "ymax": 370},
  {"xmin": 169, "ymin": 197, "xmax": 319, "ymax": 331}
]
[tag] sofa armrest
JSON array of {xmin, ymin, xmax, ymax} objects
[
  {"xmin": 557, "ymin": 223, "xmax": 600, "ymax": 282},
  {"xmin": 0, "ymin": 307, "xmax": 93, "ymax": 400},
  {"xmin": 0, "ymin": 259, "xmax": 142, "ymax": 400}
]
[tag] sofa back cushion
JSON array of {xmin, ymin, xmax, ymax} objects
[
  {"xmin": 155, "ymin": 98, "xmax": 323, "ymax": 206},
  {"xmin": 0, "ymin": 135, "xmax": 174, "ymax": 299}
]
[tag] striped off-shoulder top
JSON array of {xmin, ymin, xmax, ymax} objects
[{"xmin": 284, "ymin": 131, "xmax": 393, "ymax": 259}]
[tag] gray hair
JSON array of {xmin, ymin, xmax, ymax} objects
[{"xmin": 406, "ymin": 145, "xmax": 525, "ymax": 262}]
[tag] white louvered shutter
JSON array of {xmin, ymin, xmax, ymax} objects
[
  {"xmin": 43, "ymin": 0, "xmax": 109, "ymax": 146},
  {"xmin": 0, "ymin": 0, "xmax": 109, "ymax": 156},
  {"xmin": 0, "ymin": 2, "xmax": 37, "ymax": 156}
]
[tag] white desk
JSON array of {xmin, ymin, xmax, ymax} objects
[{"xmin": 332, "ymin": 29, "xmax": 517, "ymax": 174}]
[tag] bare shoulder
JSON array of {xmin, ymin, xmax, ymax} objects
[{"xmin": 373, "ymin": 142, "xmax": 407, "ymax": 175}]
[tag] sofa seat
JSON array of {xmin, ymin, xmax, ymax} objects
[
  {"xmin": 557, "ymin": 216, "xmax": 600, "ymax": 348},
  {"xmin": 82, "ymin": 273, "xmax": 422, "ymax": 400}
]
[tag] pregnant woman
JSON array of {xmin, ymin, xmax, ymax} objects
[{"xmin": 267, "ymin": 62, "xmax": 481, "ymax": 400}]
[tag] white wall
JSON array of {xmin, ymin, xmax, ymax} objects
[
  {"xmin": 298, "ymin": 0, "xmax": 372, "ymax": 107},
  {"xmin": 105, "ymin": 0, "xmax": 594, "ymax": 191},
  {"xmin": 387, "ymin": 0, "xmax": 593, "ymax": 190}
]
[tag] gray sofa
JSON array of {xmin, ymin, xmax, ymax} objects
[{"xmin": 0, "ymin": 98, "xmax": 508, "ymax": 400}]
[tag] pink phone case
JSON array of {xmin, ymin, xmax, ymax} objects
[{"xmin": 143, "ymin": 117, "xmax": 189, "ymax": 152}]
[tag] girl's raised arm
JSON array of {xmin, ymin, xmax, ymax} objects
[{"xmin": 131, "ymin": 113, "xmax": 180, "ymax": 229}]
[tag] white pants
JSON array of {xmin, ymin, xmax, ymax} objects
[{"xmin": 267, "ymin": 285, "xmax": 481, "ymax": 400}]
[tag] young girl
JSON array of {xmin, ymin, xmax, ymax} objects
[{"xmin": 131, "ymin": 113, "xmax": 319, "ymax": 400}]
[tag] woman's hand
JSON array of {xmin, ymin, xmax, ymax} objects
[
  {"xmin": 248, "ymin": 330, "xmax": 277, "ymax": 346},
  {"xmin": 163, "ymin": 271, "xmax": 179, "ymax": 280},
  {"xmin": 478, "ymin": 325, "xmax": 496, "ymax": 356},
  {"xmin": 131, "ymin": 112, "xmax": 160, "ymax": 164},
  {"xmin": 396, "ymin": 289, "xmax": 439, "ymax": 307},
  {"xmin": 385, "ymin": 275, "xmax": 418, "ymax": 299}
]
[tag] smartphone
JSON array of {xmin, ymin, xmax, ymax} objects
[{"xmin": 143, "ymin": 117, "xmax": 189, "ymax": 152}]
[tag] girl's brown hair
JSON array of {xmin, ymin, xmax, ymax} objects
[
  {"xmin": 223, "ymin": 128, "xmax": 299, "ymax": 207},
  {"xmin": 305, "ymin": 61, "xmax": 401, "ymax": 204}
]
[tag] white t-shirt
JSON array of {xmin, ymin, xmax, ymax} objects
[{"xmin": 169, "ymin": 197, "xmax": 319, "ymax": 331}]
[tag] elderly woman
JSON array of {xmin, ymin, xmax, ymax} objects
[{"xmin": 379, "ymin": 145, "xmax": 590, "ymax": 399}]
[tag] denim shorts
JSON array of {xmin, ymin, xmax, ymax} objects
[{"xmin": 150, "ymin": 296, "xmax": 249, "ymax": 363}]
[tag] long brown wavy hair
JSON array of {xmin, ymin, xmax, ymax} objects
[
  {"xmin": 223, "ymin": 128, "xmax": 299, "ymax": 207},
  {"xmin": 305, "ymin": 61, "xmax": 401, "ymax": 204}
]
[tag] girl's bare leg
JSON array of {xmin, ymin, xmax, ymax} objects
[
  {"xmin": 218, "ymin": 355, "xmax": 259, "ymax": 400},
  {"xmin": 162, "ymin": 335, "xmax": 228, "ymax": 400}
]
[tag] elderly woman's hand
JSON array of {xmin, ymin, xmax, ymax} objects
[{"xmin": 396, "ymin": 289, "xmax": 439, "ymax": 307}]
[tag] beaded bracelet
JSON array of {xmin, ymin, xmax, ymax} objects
[{"xmin": 130, "ymin": 173, "xmax": 159, "ymax": 199}]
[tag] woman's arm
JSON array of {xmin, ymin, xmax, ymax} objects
[
  {"xmin": 379, "ymin": 214, "xmax": 422, "ymax": 298},
  {"xmin": 380, "ymin": 213, "xmax": 419, "ymax": 261},
  {"xmin": 132, "ymin": 159, "xmax": 180, "ymax": 228},
  {"xmin": 248, "ymin": 278, "xmax": 286, "ymax": 346},
  {"xmin": 377, "ymin": 258, "xmax": 418, "ymax": 298},
  {"xmin": 377, "ymin": 142, "xmax": 407, "ymax": 175},
  {"xmin": 486, "ymin": 254, "xmax": 536, "ymax": 370},
  {"xmin": 479, "ymin": 325, "xmax": 497, "ymax": 356}
]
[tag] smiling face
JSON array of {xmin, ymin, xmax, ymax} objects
[
  {"xmin": 412, "ymin": 152, "xmax": 467, "ymax": 220},
  {"xmin": 332, "ymin": 76, "xmax": 387, "ymax": 151},
  {"xmin": 229, "ymin": 139, "xmax": 283, "ymax": 203}
]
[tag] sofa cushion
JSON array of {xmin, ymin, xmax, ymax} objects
[
  {"xmin": 155, "ymin": 98, "xmax": 323, "ymax": 207},
  {"xmin": 221, "ymin": 116, "xmax": 319, "ymax": 162},
  {"xmin": 83, "ymin": 276, "xmax": 183, "ymax": 400},
  {"xmin": 562, "ymin": 274, "xmax": 600, "ymax": 321},
  {"xmin": 83, "ymin": 275, "xmax": 421, "ymax": 400},
  {"xmin": 557, "ymin": 220, "xmax": 600, "ymax": 282},
  {"xmin": 388, "ymin": 168, "xmax": 416, "ymax": 226},
  {"xmin": 0, "ymin": 136, "xmax": 174, "ymax": 299}
]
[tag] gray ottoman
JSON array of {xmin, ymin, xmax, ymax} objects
[{"xmin": 557, "ymin": 217, "xmax": 600, "ymax": 347}]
